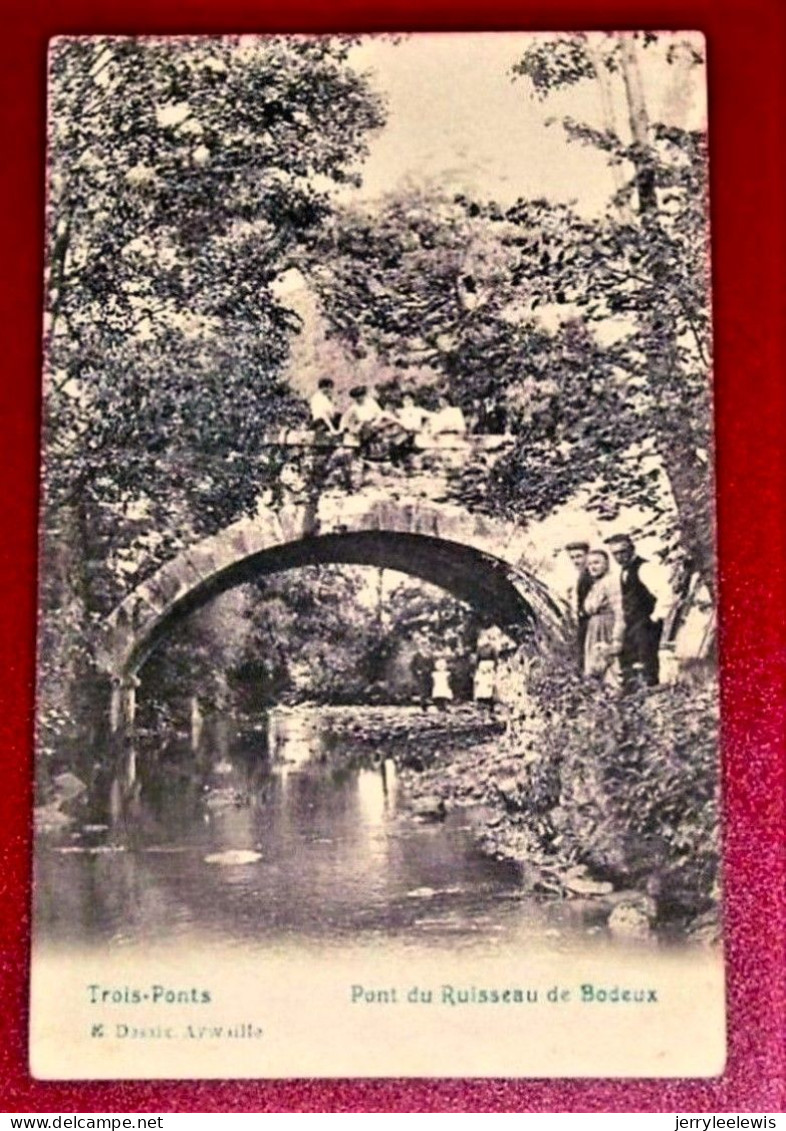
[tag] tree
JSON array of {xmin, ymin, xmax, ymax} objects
[
  {"xmin": 40, "ymin": 36, "xmax": 385, "ymax": 761},
  {"xmin": 316, "ymin": 33, "xmax": 714, "ymax": 587},
  {"xmin": 46, "ymin": 36, "xmax": 385, "ymax": 552},
  {"xmin": 232, "ymin": 567, "xmax": 383, "ymax": 707},
  {"xmin": 511, "ymin": 32, "xmax": 713, "ymax": 584}
]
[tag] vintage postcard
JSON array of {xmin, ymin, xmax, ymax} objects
[{"xmin": 31, "ymin": 31, "xmax": 724, "ymax": 1078}]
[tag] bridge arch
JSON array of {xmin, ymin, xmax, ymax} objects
[{"xmin": 100, "ymin": 493, "xmax": 567, "ymax": 683}]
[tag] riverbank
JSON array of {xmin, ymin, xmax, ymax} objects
[
  {"xmin": 309, "ymin": 702, "xmax": 504, "ymax": 767},
  {"xmin": 395, "ymin": 674, "xmax": 721, "ymax": 941},
  {"xmin": 398, "ymin": 735, "xmax": 707, "ymax": 940}
]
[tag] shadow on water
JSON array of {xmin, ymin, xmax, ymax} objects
[{"xmin": 34, "ymin": 708, "xmax": 660, "ymax": 955}]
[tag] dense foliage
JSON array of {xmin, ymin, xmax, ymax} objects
[
  {"xmin": 39, "ymin": 37, "xmax": 720, "ymax": 934},
  {"xmin": 39, "ymin": 36, "xmax": 386, "ymax": 758},
  {"xmin": 521, "ymin": 660, "xmax": 720, "ymax": 917},
  {"xmin": 135, "ymin": 567, "xmax": 481, "ymax": 725},
  {"xmin": 317, "ymin": 33, "xmax": 713, "ymax": 585},
  {"xmin": 46, "ymin": 35, "xmax": 385, "ymax": 543}
]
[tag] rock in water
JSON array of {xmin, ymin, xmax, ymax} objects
[
  {"xmin": 52, "ymin": 772, "xmax": 87, "ymax": 802},
  {"xmin": 34, "ymin": 805, "xmax": 72, "ymax": 832},
  {"xmin": 204, "ymin": 850, "xmax": 262, "ymax": 866},
  {"xmin": 563, "ymin": 876, "xmax": 615, "ymax": 897},
  {"xmin": 607, "ymin": 899, "xmax": 655, "ymax": 937},
  {"xmin": 411, "ymin": 795, "xmax": 446, "ymax": 821}
]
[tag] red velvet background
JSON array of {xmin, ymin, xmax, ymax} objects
[{"xmin": 1, "ymin": 0, "xmax": 784, "ymax": 1112}]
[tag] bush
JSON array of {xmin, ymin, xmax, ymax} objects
[{"xmin": 515, "ymin": 657, "xmax": 721, "ymax": 920}]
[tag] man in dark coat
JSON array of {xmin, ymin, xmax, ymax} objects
[
  {"xmin": 564, "ymin": 541, "xmax": 593, "ymax": 672},
  {"xmin": 605, "ymin": 534, "xmax": 676, "ymax": 689}
]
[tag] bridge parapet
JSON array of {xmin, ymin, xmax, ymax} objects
[
  {"xmin": 148, "ymin": 433, "xmax": 513, "ymax": 488},
  {"xmin": 262, "ymin": 430, "xmax": 515, "ymax": 453},
  {"xmin": 257, "ymin": 431, "xmax": 515, "ymax": 507}
]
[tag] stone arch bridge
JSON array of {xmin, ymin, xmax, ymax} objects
[{"xmin": 99, "ymin": 434, "xmax": 568, "ymax": 734}]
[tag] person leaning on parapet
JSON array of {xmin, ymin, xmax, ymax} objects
[
  {"xmin": 563, "ymin": 541, "xmax": 593, "ymax": 672},
  {"xmin": 397, "ymin": 392, "xmax": 431, "ymax": 438},
  {"xmin": 604, "ymin": 533, "xmax": 678, "ymax": 689},
  {"xmin": 425, "ymin": 391, "xmax": 468, "ymax": 440},
  {"xmin": 309, "ymin": 377, "xmax": 340, "ymax": 435},
  {"xmin": 371, "ymin": 391, "xmax": 428, "ymax": 466},
  {"xmin": 339, "ymin": 384, "xmax": 384, "ymax": 440}
]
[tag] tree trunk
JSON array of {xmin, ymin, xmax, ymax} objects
[
  {"xmin": 586, "ymin": 40, "xmax": 632, "ymax": 220},
  {"xmin": 656, "ymin": 445, "xmax": 717, "ymax": 595},
  {"xmin": 617, "ymin": 35, "xmax": 715, "ymax": 592},
  {"xmin": 618, "ymin": 37, "xmax": 658, "ymax": 215}
]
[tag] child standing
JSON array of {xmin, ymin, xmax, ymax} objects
[
  {"xmin": 473, "ymin": 656, "xmax": 497, "ymax": 712},
  {"xmin": 431, "ymin": 658, "xmax": 454, "ymax": 710}
]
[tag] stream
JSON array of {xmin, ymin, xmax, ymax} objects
[{"xmin": 34, "ymin": 708, "xmax": 652, "ymax": 955}]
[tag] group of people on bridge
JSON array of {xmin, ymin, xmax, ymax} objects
[
  {"xmin": 309, "ymin": 380, "xmax": 678, "ymax": 697},
  {"xmin": 564, "ymin": 535, "xmax": 678, "ymax": 691},
  {"xmin": 309, "ymin": 378, "xmax": 468, "ymax": 463}
]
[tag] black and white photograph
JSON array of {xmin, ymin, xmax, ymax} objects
[{"xmin": 31, "ymin": 31, "xmax": 724, "ymax": 1078}]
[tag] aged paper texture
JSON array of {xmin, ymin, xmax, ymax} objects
[{"xmin": 32, "ymin": 31, "xmax": 723, "ymax": 1078}]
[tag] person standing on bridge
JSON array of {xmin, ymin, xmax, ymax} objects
[
  {"xmin": 340, "ymin": 384, "xmax": 408, "ymax": 467},
  {"xmin": 334, "ymin": 385, "xmax": 385, "ymax": 486},
  {"xmin": 425, "ymin": 392, "xmax": 467, "ymax": 442}
]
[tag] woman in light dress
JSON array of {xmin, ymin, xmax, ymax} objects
[{"xmin": 583, "ymin": 549, "xmax": 624, "ymax": 686}]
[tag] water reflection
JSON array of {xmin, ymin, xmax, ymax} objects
[
  {"xmin": 269, "ymin": 708, "xmax": 319, "ymax": 768},
  {"xmin": 34, "ymin": 710, "xmax": 655, "ymax": 955}
]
